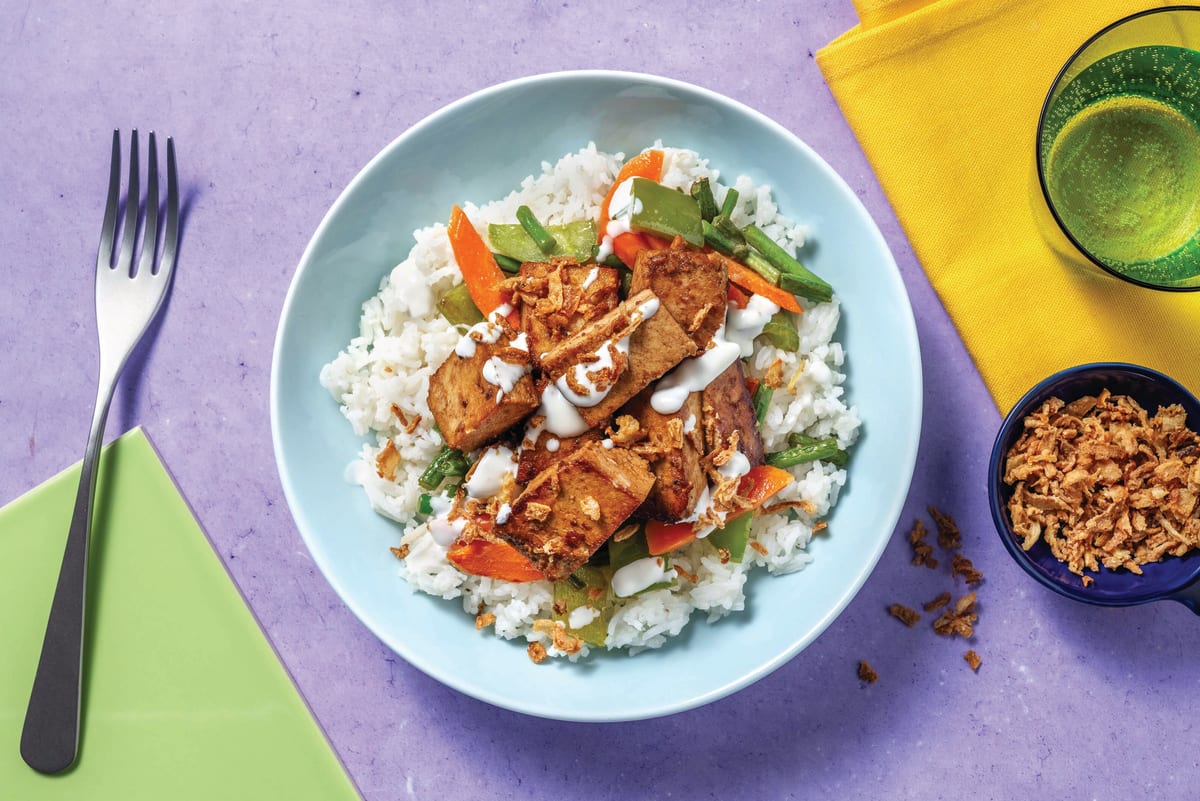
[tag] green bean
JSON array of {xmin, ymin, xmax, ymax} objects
[
  {"xmin": 516, "ymin": 205, "xmax": 557, "ymax": 255},
  {"xmin": 719, "ymin": 187, "xmax": 739, "ymax": 218},
  {"xmin": 701, "ymin": 221, "xmax": 779, "ymax": 284},
  {"xmin": 492, "ymin": 251, "xmax": 523, "ymax": 274},
  {"xmin": 417, "ymin": 446, "xmax": 471, "ymax": 490},
  {"xmin": 766, "ymin": 437, "xmax": 848, "ymax": 469},
  {"xmin": 742, "ymin": 224, "xmax": 833, "ymax": 303},
  {"xmin": 690, "ymin": 177, "xmax": 719, "ymax": 221}
]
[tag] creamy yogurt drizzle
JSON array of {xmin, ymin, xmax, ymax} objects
[
  {"xmin": 427, "ymin": 495, "xmax": 465, "ymax": 548},
  {"xmin": 465, "ymin": 445, "xmax": 515, "ymax": 500},
  {"xmin": 725, "ymin": 295, "xmax": 780, "ymax": 357},
  {"xmin": 650, "ymin": 325, "xmax": 740, "ymax": 414},
  {"xmin": 595, "ymin": 177, "xmax": 642, "ymax": 262},
  {"xmin": 454, "ymin": 304, "xmax": 513, "ymax": 359},
  {"xmin": 611, "ymin": 556, "xmax": 672, "ymax": 597}
]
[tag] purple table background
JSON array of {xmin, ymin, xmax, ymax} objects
[{"xmin": 3, "ymin": 2, "xmax": 1197, "ymax": 798}]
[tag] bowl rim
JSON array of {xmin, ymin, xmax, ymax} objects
[
  {"xmin": 988, "ymin": 361, "xmax": 1200, "ymax": 606},
  {"xmin": 269, "ymin": 69, "xmax": 923, "ymax": 719}
]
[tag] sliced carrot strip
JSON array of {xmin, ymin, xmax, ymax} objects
[
  {"xmin": 447, "ymin": 538, "xmax": 545, "ymax": 583},
  {"xmin": 723, "ymin": 257, "xmax": 804, "ymax": 314},
  {"xmin": 727, "ymin": 283, "xmax": 751, "ymax": 309},
  {"xmin": 597, "ymin": 150, "xmax": 664, "ymax": 242},
  {"xmin": 447, "ymin": 205, "xmax": 509, "ymax": 317}
]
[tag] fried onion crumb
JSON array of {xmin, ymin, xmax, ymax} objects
[
  {"xmin": 857, "ymin": 660, "xmax": 879, "ymax": 684},
  {"xmin": 964, "ymin": 649, "xmax": 982, "ymax": 671},
  {"xmin": 922, "ymin": 591, "xmax": 951, "ymax": 611},
  {"xmin": 527, "ymin": 642, "xmax": 548, "ymax": 664},
  {"xmin": 908, "ymin": 519, "xmax": 938, "ymax": 569},
  {"xmin": 887, "ymin": 603, "xmax": 921, "ymax": 627},
  {"xmin": 475, "ymin": 612, "xmax": 496, "ymax": 630},
  {"xmin": 952, "ymin": 553, "xmax": 984, "ymax": 586},
  {"xmin": 933, "ymin": 592, "xmax": 978, "ymax": 639},
  {"xmin": 929, "ymin": 505, "xmax": 962, "ymax": 550},
  {"xmin": 389, "ymin": 545, "xmax": 410, "ymax": 560}
]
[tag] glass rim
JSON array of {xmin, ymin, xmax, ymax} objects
[{"xmin": 1035, "ymin": 4, "xmax": 1200, "ymax": 291}]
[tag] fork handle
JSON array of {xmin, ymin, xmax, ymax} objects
[{"xmin": 20, "ymin": 374, "xmax": 115, "ymax": 774}]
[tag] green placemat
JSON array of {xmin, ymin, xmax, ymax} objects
[{"xmin": 0, "ymin": 428, "xmax": 360, "ymax": 800}]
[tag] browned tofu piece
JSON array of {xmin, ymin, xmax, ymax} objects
[
  {"xmin": 427, "ymin": 338, "xmax": 538, "ymax": 453},
  {"xmin": 540, "ymin": 288, "xmax": 698, "ymax": 429},
  {"xmin": 513, "ymin": 258, "xmax": 620, "ymax": 359},
  {"xmin": 514, "ymin": 428, "xmax": 603, "ymax": 485},
  {"xmin": 631, "ymin": 242, "xmax": 727, "ymax": 349},
  {"xmin": 621, "ymin": 388, "xmax": 707, "ymax": 521},
  {"xmin": 496, "ymin": 442, "xmax": 654, "ymax": 581},
  {"xmin": 701, "ymin": 360, "xmax": 765, "ymax": 466}
]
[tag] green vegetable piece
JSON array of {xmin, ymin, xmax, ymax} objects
[
  {"xmin": 766, "ymin": 437, "xmax": 848, "ymax": 469},
  {"xmin": 417, "ymin": 446, "xmax": 472, "ymax": 490},
  {"xmin": 712, "ymin": 213, "xmax": 743, "ymax": 244},
  {"xmin": 601, "ymin": 253, "xmax": 627, "ymax": 269},
  {"xmin": 491, "ymin": 251, "xmax": 523, "ymax": 274},
  {"xmin": 702, "ymin": 220, "xmax": 778, "ymax": 283},
  {"xmin": 629, "ymin": 177, "xmax": 704, "ymax": 247},
  {"xmin": 516, "ymin": 205, "xmax": 558, "ymax": 255},
  {"xmin": 607, "ymin": 529, "xmax": 649, "ymax": 571},
  {"xmin": 719, "ymin": 187, "xmax": 739, "ymax": 218},
  {"xmin": 752, "ymin": 383, "xmax": 774, "ymax": 424},
  {"xmin": 553, "ymin": 565, "xmax": 612, "ymax": 646},
  {"xmin": 606, "ymin": 530, "xmax": 675, "ymax": 594},
  {"xmin": 488, "ymin": 220, "xmax": 598, "ymax": 263},
  {"xmin": 707, "ymin": 512, "xmax": 752, "ymax": 563},
  {"xmin": 417, "ymin": 493, "xmax": 434, "ymax": 516},
  {"xmin": 757, "ymin": 309, "xmax": 800, "ymax": 352},
  {"xmin": 690, "ymin": 177, "xmax": 719, "ymax": 222},
  {"xmin": 437, "ymin": 282, "xmax": 485, "ymax": 326},
  {"xmin": 743, "ymin": 224, "xmax": 833, "ymax": 303}
]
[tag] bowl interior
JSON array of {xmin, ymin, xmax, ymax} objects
[
  {"xmin": 271, "ymin": 71, "xmax": 922, "ymax": 720},
  {"xmin": 989, "ymin": 362, "xmax": 1200, "ymax": 605}
]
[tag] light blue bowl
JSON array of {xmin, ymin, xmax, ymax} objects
[{"xmin": 270, "ymin": 71, "xmax": 922, "ymax": 721}]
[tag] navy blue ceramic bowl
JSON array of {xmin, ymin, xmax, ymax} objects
[{"xmin": 989, "ymin": 363, "xmax": 1200, "ymax": 614}]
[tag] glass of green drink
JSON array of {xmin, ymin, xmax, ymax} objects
[{"xmin": 1037, "ymin": 6, "xmax": 1200, "ymax": 290}]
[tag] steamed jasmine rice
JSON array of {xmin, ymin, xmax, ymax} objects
[{"xmin": 319, "ymin": 144, "xmax": 860, "ymax": 659}]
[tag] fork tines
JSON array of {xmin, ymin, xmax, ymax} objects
[{"xmin": 99, "ymin": 129, "xmax": 179, "ymax": 280}]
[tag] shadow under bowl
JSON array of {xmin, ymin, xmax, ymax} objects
[{"xmin": 988, "ymin": 362, "xmax": 1200, "ymax": 613}]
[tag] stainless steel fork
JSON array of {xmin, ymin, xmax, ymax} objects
[{"xmin": 20, "ymin": 130, "xmax": 179, "ymax": 774}]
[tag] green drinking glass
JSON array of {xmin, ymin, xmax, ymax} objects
[{"xmin": 1037, "ymin": 6, "xmax": 1200, "ymax": 290}]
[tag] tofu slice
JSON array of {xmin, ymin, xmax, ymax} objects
[
  {"xmin": 514, "ymin": 428, "xmax": 603, "ymax": 485},
  {"xmin": 496, "ymin": 441, "xmax": 654, "ymax": 581},
  {"xmin": 630, "ymin": 242, "xmax": 727, "ymax": 350},
  {"xmin": 701, "ymin": 360, "xmax": 765, "ymax": 466},
  {"xmin": 427, "ymin": 337, "xmax": 538, "ymax": 453},
  {"xmin": 540, "ymin": 288, "xmax": 698, "ymax": 429},
  {"xmin": 515, "ymin": 258, "xmax": 620, "ymax": 359},
  {"xmin": 621, "ymin": 388, "xmax": 706, "ymax": 521}
]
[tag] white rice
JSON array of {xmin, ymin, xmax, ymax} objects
[{"xmin": 320, "ymin": 144, "xmax": 861, "ymax": 659}]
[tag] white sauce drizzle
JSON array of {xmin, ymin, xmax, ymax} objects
[
  {"xmin": 596, "ymin": 177, "xmax": 641, "ymax": 261},
  {"xmin": 554, "ymin": 337, "xmax": 628, "ymax": 407},
  {"xmin": 725, "ymin": 295, "xmax": 780, "ymax": 357},
  {"xmin": 545, "ymin": 438, "xmax": 560, "ymax": 453},
  {"xmin": 454, "ymin": 304, "xmax": 514, "ymax": 359},
  {"xmin": 611, "ymin": 556, "xmax": 672, "ymax": 598},
  {"xmin": 426, "ymin": 495, "xmax": 465, "ymax": 548},
  {"xmin": 531, "ymin": 384, "xmax": 590, "ymax": 439},
  {"xmin": 495, "ymin": 503, "xmax": 512, "ymax": 525},
  {"xmin": 465, "ymin": 446, "xmax": 515, "ymax": 500},
  {"xmin": 568, "ymin": 605, "xmax": 600, "ymax": 630},
  {"xmin": 650, "ymin": 322, "xmax": 741, "ymax": 414},
  {"xmin": 683, "ymin": 413, "xmax": 697, "ymax": 435},
  {"xmin": 482, "ymin": 356, "xmax": 528, "ymax": 394},
  {"xmin": 581, "ymin": 266, "xmax": 600, "ymax": 289}
]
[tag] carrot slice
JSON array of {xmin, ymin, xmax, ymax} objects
[
  {"xmin": 727, "ymin": 283, "xmax": 751, "ymax": 309},
  {"xmin": 597, "ymin": 150, "xmax": 665, "ymax": 242},
  {"xmin": 738, "ymin": 465, "xmax": 796, "ymax": 510},
  {"xmin": 447, "ymin": 205, "xmax": 509, "ymax": 317},
  {"xmin": 723, "ymin": 256, "xmax": 804, "ymax": 314},
  {"xmin": 447, "ymin": 538, "xmax": 546, "ymax": 583},
  {"xmin": 645, "ymin": 520, "xmax": 697, "ymax": 556},
  {"xmin": 745, "ymin": 375, "xmax": 761, "ymax": 397}
]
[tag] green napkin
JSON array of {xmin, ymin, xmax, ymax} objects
[{"xmin": 0, "ymin": 428, "xmax": 360, "ymax": 800}]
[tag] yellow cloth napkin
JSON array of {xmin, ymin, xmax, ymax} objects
[{"xmin": 817, "ymin": 0, "xmax": 1200, "ymax": 413}]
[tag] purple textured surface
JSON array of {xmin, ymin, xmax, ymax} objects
[{"xmin": 3, "ymin": 2, "xmax": 1198, "ymax": 799}]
